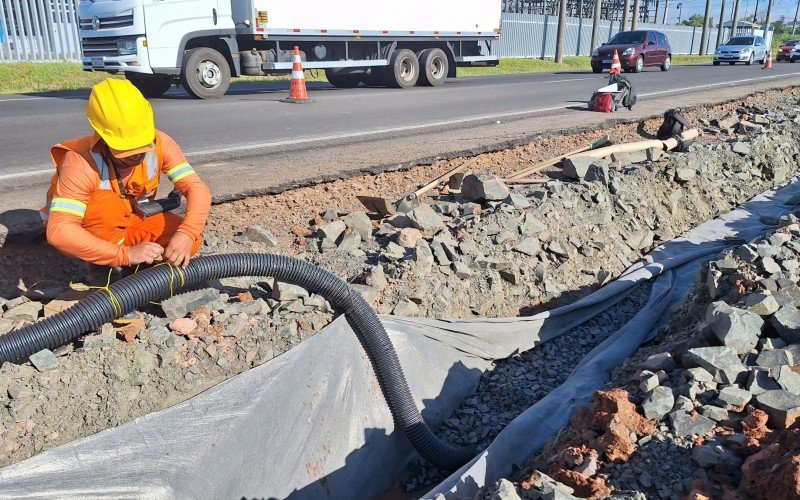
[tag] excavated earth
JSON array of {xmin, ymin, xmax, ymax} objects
[{"xmin": 0, "ymin": 88, "xmax": 799, "ymax": 477}]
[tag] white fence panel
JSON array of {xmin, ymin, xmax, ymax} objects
[{"xmin": 0, "ymin": 0, "xmax": 80, "ymax": 62}]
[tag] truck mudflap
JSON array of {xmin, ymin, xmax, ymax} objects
[{"xmin": 455, "ymin": 55, "xmax": 500, "ymax": 67}]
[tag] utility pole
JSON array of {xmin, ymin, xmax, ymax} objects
[
  {"xmin": 732, "ymin": 0, "xmax": 741, "ymax": 34},
  {"xmin": 555, "ymin": 0, "xmax": 567, "ymax": 62},
  {"xmin": 762, "ymin": 0, "xmax": 775, "ymax": 43},
  {"xmin": 793, "ymin": 0, "xmax": 800, "ymax": 34},
  {"xmin": 654, "ymin": 0, "xmax": 660, "ymax": 25},
  {"xmin": 699, "ymin": 0, "xmax": 713, "ymax": 54},
  {"xmin": 591, "ymin": 0, "xmax": 602, "ymax": 50},
  {"xmin": 753, "ymin": 0, "xmax": 760, "ymax": 22},
  {"xmin": 663, "ymin": 0, "xmax": 670, "ymax": 24},
  {"xmin": 632, "ymin": 0, "xmax": 642, "ymax": 29},
  {"xmin": 621, "ymin": 0, "xmax": 631, "ymax": 30},
  {"xmin": 717, "ymin": 0, "xmax": 727, "ymax": 47}
]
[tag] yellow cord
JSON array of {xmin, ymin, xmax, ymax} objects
[
  {"xmin": 147, "ymin": 262, "xmax": 186, "ymax": 306},
  {"xmin": 69, "ymin": 268, "xmax": 123, "ymax": 316},
  {"xmin": 68, "ymin": 263, "xmax": 186, "ymax": 314}
]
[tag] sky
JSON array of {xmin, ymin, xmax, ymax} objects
[{"xmin": 664, "ymin": 0, "xmax": 799, "ymax": 26}]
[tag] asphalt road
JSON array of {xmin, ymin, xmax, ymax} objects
[{"xmin": 1, "ymin": 62, "xmax": 800, "ymax": 222}]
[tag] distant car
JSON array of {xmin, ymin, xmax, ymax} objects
[
  {"xmin": 590, "ymin": 30, "xmax": 672, "ymax": 73},
  {"xmin": 713, "ymin": 36, "xmax": 768, "ymax": 65},
  {"xmin": 777, "ymin": 39, "xmax": 799, "ymax": 61}
]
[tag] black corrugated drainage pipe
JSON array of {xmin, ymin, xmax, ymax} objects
[{"xmin": 0, "ymin": 254, "xmax": 475, "ymax": 470}]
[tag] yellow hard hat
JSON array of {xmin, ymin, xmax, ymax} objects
[{"xmin": 86, "ymin": 79, "xmax": 155, "ymax": 153}]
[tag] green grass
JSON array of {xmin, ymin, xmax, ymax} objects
[{"xmin": 0, "ymin": 55, "xmax": 715, "ymax": 95}]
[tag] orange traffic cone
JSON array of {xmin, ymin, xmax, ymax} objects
[
  {"xmin": 763, "ymin": 49, "xmax": 773, "ymax": 69},
  {"xmin": 281, "ymin": 46, "xmax": 314, "ymax": 103},
  {"xmin": 609, "ymin": 50, "xmax": 622, "ymax": 75}
]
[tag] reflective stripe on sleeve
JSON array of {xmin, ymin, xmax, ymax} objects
[
  {"xmin": 50, "ymin": 197, "xmax": 87, "ymax": 217},
  {"xmin": 166, "ymin": 162, "xmax": 196, "ymax": 183}
]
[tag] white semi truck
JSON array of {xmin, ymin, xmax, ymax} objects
[{"xmin": 77, "ymin": 0, "xmax": 500, "ymax": 99}]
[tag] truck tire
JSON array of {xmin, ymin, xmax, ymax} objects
[
  {"xmin": 126, "ymin": 73, "xmax": 173, "ymax": 98},
  {"xmin": 384, "ymin": 49, "xmax": 419, "ymax": 88},
  {"xmin": 325, "ymin": 69, "xmax": 361, "ymax": 88},
  {"xmin": 417, "ymin": 48, "xmax": 449, "ymax": 87},
  {"xmin": 180, "ymin": 47, "xmax": 231, "ymax": 99}
]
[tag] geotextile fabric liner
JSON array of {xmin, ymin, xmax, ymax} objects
[{"xmin": 2, "ymin": 175, "xmax": 800, "ymax": 499}]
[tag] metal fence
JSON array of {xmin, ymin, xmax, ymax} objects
[
  {"xmin": 0, "ymin": 0, "xmax": 81, "ymax": 62},
  {"xmin": 494, "ymin": 12, "xmax": 731, "ymax": 58}
]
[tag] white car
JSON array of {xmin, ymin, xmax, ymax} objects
[
  {"xmin": 713, "ymin": 36, "xmax": 769, "ymax": 65},
  {"xmin": 790, "ymin": 45, "xmax": 800, "ymax": 62}
]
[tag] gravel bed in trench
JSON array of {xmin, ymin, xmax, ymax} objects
[
  {"xmin": 403, "ymin": 282, "xmax": 654, "ymax": 493},
  {"xmin": 1, "ymin": 90, "xmax": 800, "ymax": 470}
]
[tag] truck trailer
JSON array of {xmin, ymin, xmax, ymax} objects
[{"xmin": 77, "ymin": 0, "xmax": 501, "ymax": 99}]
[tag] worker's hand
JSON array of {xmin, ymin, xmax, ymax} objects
[
  {"xmin": 128, "ymin": 242, "xmax": 165, "ymax": 266},
  {"xmin": 164, "ymin": 232, "xmax": 195, "ymax": 268}
]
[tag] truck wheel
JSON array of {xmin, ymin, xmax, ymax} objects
[
  {"xmin": 417, "ymin": 48, "xmax": 448, "ymax": 87},
  {"xmin": 180, "ymin": 47, "xmax": 231, "ymax": 99},
  {"xmin": 126, "ymin": 73, "xmax": 174, "ymax": 98},
  {"xmin": 325, "ymin": 69, "xmax": 361, "ymax": 88},
  {"xmin": 384, "ymin": 49, "xmax": 419, "ymax": 88}
]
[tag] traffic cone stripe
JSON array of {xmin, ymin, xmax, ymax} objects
[
  {"xmin": 609, "ymin": 50, "xmax": 622, "ymax": 75},
  {"xmin": 281, "ymin": 46, "xmax": 312, "ymax": 103},
  {"xmin": 764, "ymin": 49, "xmax": 773, "ymax": 69}
]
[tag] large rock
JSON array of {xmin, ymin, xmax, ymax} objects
[
  {"xmin": 461, "ymin": 173, "xmax": 510, "ymax": 202},
  {"xmin": 491, "ymin": 478, "xmax": 522, "ymax": 500},
  {"xmin": 337, "ymin": 231, "xmax": 361, "ymax": 253},
  {"xmin": 683, "ymin": 346, "xmax": 748, "ymax": 384},
  {"xmin": 756, "ymin": 390, "xmax": 800, "ymax": 428},
  {"xmin": 732, "ymin": 142, "xmax": 751, "ymax": 155},
  {"xmin": 161, "ymin": 288, "xmax": 219, "ymax": 320},
  {"xmin": 745, "ymin": 293, "xmax": 780, "ymax": 316},
  {"xmin": 756, "ymin": 347, "xmax": 794, "ymax": 371},
  {"xmin": 717, "ymin": 386, "xmax": 752, "ymax": 408},
  {"xmin": 562, "ymin": 157, "xmax": 595, "ymax": 180},
  {"xmin": 28, "ymin": 349, "xmax": 57, "ymax": 371},
  {"xmin": 3, "ymin": 301, "xmax": 42, "ymax": 323},
  {"xmin": 642, "ymin": 352, "xmax": 677, "ymax": 372},
  {"xmin": 642, "ymin": 386, "xmax": 674, "ymax": 420},
  {"xmin": 409, "ymin": 204, "xmax": 446, "ymax": 232},
  {"xmin": 776, "ymin": 365, "xmax": 800, "ymax": 395},
  {"xmin": 513, "ymin": 237, "xmax": 541, "ymax": 257},
  {"xmin": 342, "ymin": 211, "xmax": 373, "ymax": 242},
  {"xmin": 771, "ymin": 305, "xmax": 800, "ymax": 343},
  {"xmin": 705, "ymin": 301, "xmax": 763, "ymax": 354},
  {"xmin": 747, "ymin": 367, "xmax": 781, "ymax": 395},
  {"xmin": 244, "ymin": 225, "xmax": 278, "ymax": 246},
  {"xmin": 669, "ymin": 410, "xmax": 716, "ymax": 437},
  {"xmin": 317, "ymin": 220, "xmax": 347, "ymax": 242}
]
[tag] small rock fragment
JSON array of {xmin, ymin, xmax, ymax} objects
[
  {"xmin": 28, "ymin": 349, "xmax": 57, "ymax": 371},
  {"xmin": 244, "ymin": 225, "xmax": 278, "ymax": 246}
]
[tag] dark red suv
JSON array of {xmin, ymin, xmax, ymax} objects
[{"xmin": 591, "ymin": 30, "xmax": 672, "ymax": 73}]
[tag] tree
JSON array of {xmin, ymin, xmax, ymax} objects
[{"xmin": 681, "ymin": 14, "xmax": 712, "ymax": 26}]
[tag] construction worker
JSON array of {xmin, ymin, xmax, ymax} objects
[{"xmin": 42, "ymin": 79, "xmax": 211, "ymax": 269}]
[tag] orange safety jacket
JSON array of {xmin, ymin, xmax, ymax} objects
[{"xmin": 43, "ymin": 131, "xmax": 211, "ymax": 267}]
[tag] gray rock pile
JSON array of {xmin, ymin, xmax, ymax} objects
[{"xmin": 483, "ymin": 221, "xmax": 800, "ymax": 498}]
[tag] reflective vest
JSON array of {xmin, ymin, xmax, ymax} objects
[{"xmin": 41, "ymin": 135, "xmax": 162, "ymax": 222}]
